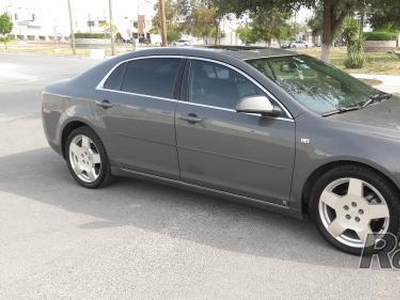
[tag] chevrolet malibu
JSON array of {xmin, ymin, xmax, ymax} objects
[{"xmin": 42, "ymin": 47, "xmax": 400, "ymax": 254}]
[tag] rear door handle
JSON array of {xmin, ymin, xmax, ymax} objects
[
  {"xmin": 96, "ymin": 99, "xmax": 114, "ymax": 109},
  {"xmin": 179, "ymin": 113, "xmax": 203, "ymax": 124}
]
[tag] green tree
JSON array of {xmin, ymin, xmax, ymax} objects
[
  {"xmin": 152, "ymin": 0, "xmax": 182, "ymax": 42},
  {"xmin": 191, "ymin": 5, "xmax": 218, "ymax": 44},
  {"xmin": 342, "ymin": 16, "xmax": 359, "ymax": 54},
  {"xmin": 174, "ymin": 1, "xmax": 226, "ymax": 45},
  {"xmin": 236, "ymin": 9, "xmax": 292, "ymax": 47},
  {"xmin": 237, "ymin": 26, "xmax": 259, "ymax": 45},
  {"xmin": 0, "ymin": 12, "xmax": 13, "ymax": 50},
  {"xmin": 342, "ymin": 16, "xmax": 365, "ymax": 68},
  {"xmin": 215, "ymin": 0, "xmax": 393, "ymax": 62},
  {"xmin": 368, "ymin": 0, "xmax": 400, "ymax": 29}
]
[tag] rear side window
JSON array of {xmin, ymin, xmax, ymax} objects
[
  {"xmin": 103, "ymin": 63, "xmax": 126, "ymax": 90},
  {"xmin": 121, "ymin": 58, "xmax": 181, "ymax": 98}
]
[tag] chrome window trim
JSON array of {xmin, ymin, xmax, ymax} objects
[
  {"xmin": 97, "ymin": 88, "xmax": 178, "ymax": 103},
  {"xmin": 176, "ymin": 100, "xmax": 294, "ymax": 123},
  {"xmin": 95, "ymin": 55, "xmax": 294, "ymax": 121}
]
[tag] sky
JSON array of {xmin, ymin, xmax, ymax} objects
[
  {"xmin": 0, "ymin": 0, "xmax": 157, "ymax": 20},
  {"xmin": 0, "ymin": 0, "xmax": 158, "ymax": 36}
]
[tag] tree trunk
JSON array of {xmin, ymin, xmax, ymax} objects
[
  {"xmin": 214, "ymin": 19, "xmax": 220, "ymax": 45},
  {"xmin": 321, "ymin": 44, "xmax": 332, "ymax": 62},
  {"xmin": 159, "ymin": 0, "xmax": 168, "ymax": 47},
  {"xmin": 320, "ymin": 0, "xmax": 351, "ymax": 62},
  {"xmin": 321, "ymin": 0, "xmax": 334, "ymax": 62}
]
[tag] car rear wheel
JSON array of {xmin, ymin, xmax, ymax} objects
[
  {"xmin": 310, "ymin": 165, "xmax": 399, "ymax": 255},
  {"xmin": 65, "ymin": 126, "xmax": 112, "ymax": 188}
]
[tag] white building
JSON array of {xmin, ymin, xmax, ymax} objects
[{"xmin": 0, "ymin": 0, "xmax": 156, "ymax": 39}]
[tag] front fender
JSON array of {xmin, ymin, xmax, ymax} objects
[{"xmin": 290, "ymin": 113, "xmax": 400, "ymax": 215}]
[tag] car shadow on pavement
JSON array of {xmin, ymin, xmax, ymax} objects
[{"xmin": 0, "ymin": 147, "xmax": 362, "ymax": 268}]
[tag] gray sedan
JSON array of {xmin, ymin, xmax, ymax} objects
[{"xmin": 42, "ymin": 46, "xmax": 400, "ymax": 255}]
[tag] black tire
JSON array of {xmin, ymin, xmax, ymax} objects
[
  {"xmin": 310, "ymin": 164, "xmax": 400, "ymax": 255},
  {"xmin": 65, "ymin": 126, "xmax": 113, "ymax": 189}
]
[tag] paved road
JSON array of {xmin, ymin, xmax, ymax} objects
[{"xmin": 1, "ymin": 52, "xmax": 400, "ymax": 300}]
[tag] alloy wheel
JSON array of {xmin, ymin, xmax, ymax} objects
[
  {"xmin": 69, "ymin": 134, "xmax": 102, "ymax": 183},
  {"xmin": 318, "ymin": 177, "xmax": 390, "ymax": 248}
]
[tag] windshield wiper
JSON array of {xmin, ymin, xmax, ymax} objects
[
  {"xmin": 323, "ymin": 92, "xmax": 393, "ymax": 117},
  {"xmin": 322, "ymin": 105, "xmax": 361, "ymax": 117},
  {"xmin": 362, "ymin": 92, "xmax": 392, "ymax": 108}
]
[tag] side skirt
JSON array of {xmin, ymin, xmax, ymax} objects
[{"xmin": 111, "ymin": 166, "xmax": 304, "ymax": 220}]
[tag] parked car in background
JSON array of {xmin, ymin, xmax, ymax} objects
[
  {"xmin": 280, "ymin": 41, "xmax": 291, "ymax": 49},
  {"xmin": 290, "ymin": 40, "xmax": 314, "ymax": 48},
  {"xmin": 173, "ymin": 39, "xmax": 192, "ymax": 46},
  {"xmin": 139, "ymin": 37, "xmax": 151, "ymax": 45},
  {"xmin": 42, "ymin": 46, "xmax": 399, "ymax": 255}
]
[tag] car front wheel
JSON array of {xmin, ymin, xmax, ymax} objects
[
  {"xmin": 65, "ymin": 126, "xmax": 112, "ymax": 188},
  {"xmin": 311, "ymin": 165, "xmax": 400, "ymax": 255}
]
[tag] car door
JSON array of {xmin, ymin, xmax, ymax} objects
[
  {"xmin": 175, "ymin": 59, "xmax": 295, "ymax": 205},
  {"xmin": 94, "ymin": 57, "xmax": 184, "ymax": 179}
]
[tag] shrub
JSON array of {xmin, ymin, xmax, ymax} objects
[
  {"xmin": 73, "ymin": 32, "xmax": 110, "ymax": 39},
  {"xmin": 38, "ymin": 35, "xmax": 46, "ymax": 40},
  {"xmin": 16, "ymin": 34, "xmax": 24, "ymax": 40},
  {"xmin": 344, "ymin": 52, "xmax": 365, "ymax": 68},
  {"xmin": 27, "ymin": 35, "xmax": 35, "ymax": 40},
  {"xmin": 365, "ymin": 31, "xmax": 399, "ymax": 41}
]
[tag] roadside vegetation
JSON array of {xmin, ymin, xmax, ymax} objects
[
  {"xmin": 296, "ymin": 47, "xmax": 400, "ymax": 76},
  {"xmin": 0, "ymin": 12, "xmax": 13, "ymax": 49}
]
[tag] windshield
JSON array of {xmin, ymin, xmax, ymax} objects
[{"xmin": 246, "ymin": 55, "xmax": 378, "ymax": 114}]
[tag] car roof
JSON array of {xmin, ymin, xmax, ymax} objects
[
  {"xmin": 202, "ymin": 45, "xmax": 297, "ymax": 60},
  {"xmin": 121, "ymin": 46, "xmax": 298, "ymax": 62}
]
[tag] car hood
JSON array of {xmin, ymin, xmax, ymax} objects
[{"xmin": 329, "ymin": 96, "xmax": 400, "ymax": 139}]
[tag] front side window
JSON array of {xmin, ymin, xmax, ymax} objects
[
  {"xmin": 246, "ymin": 55, "xmax": 378, "ymax": 114},
  {"xmin": 188, "ymin": 60, "xmax": 264, "ymax": 110},
  {"xmin": 121, "ymin": 58, "xmax": 181, "ymax": 98}
]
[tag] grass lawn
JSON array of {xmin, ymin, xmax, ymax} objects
[{"xmin": 296, "ymin": 47, "xmax": 400, "ymax": 75}]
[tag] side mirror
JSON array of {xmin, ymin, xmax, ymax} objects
[{"xmin": 236, "ymin": 96, "xmax": 282, "ymax": 117}]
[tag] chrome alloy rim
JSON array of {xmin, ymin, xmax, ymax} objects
[
  {"xmin": 318, "ymin": 178, "xmax": 390, "ymax": 248},
  {"xmin": 69, "ymin": 135, "xmax": 102, "ymax": 183}
]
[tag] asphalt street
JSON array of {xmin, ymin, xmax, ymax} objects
[{"xmin": 1, "ymin": 52, "xmax": 400, "ymax": 300}]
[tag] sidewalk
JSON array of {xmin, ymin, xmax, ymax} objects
[{"xmin": 352, "ymin": 74, "xmax": 400, "ymax": 94}]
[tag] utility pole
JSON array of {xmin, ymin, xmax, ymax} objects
[
  {"xmin": 108, "ymin": 0, "xmax": 115, "ymax": 55},
  {"xmin": 160, "ymin": 0, "xmax": 167, "ymax": 46},
  {"xmin": 67, "ymin": 0, "xmax": 76, "ymax": 55}
]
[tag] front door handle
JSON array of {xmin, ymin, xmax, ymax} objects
[
  {"xmin": 96, "ymin": 99, "xmax": 114, "ymax": 109},
  {"xmin": 179, "ymin": 113, "xmax": 203, "ymax": 124}
]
